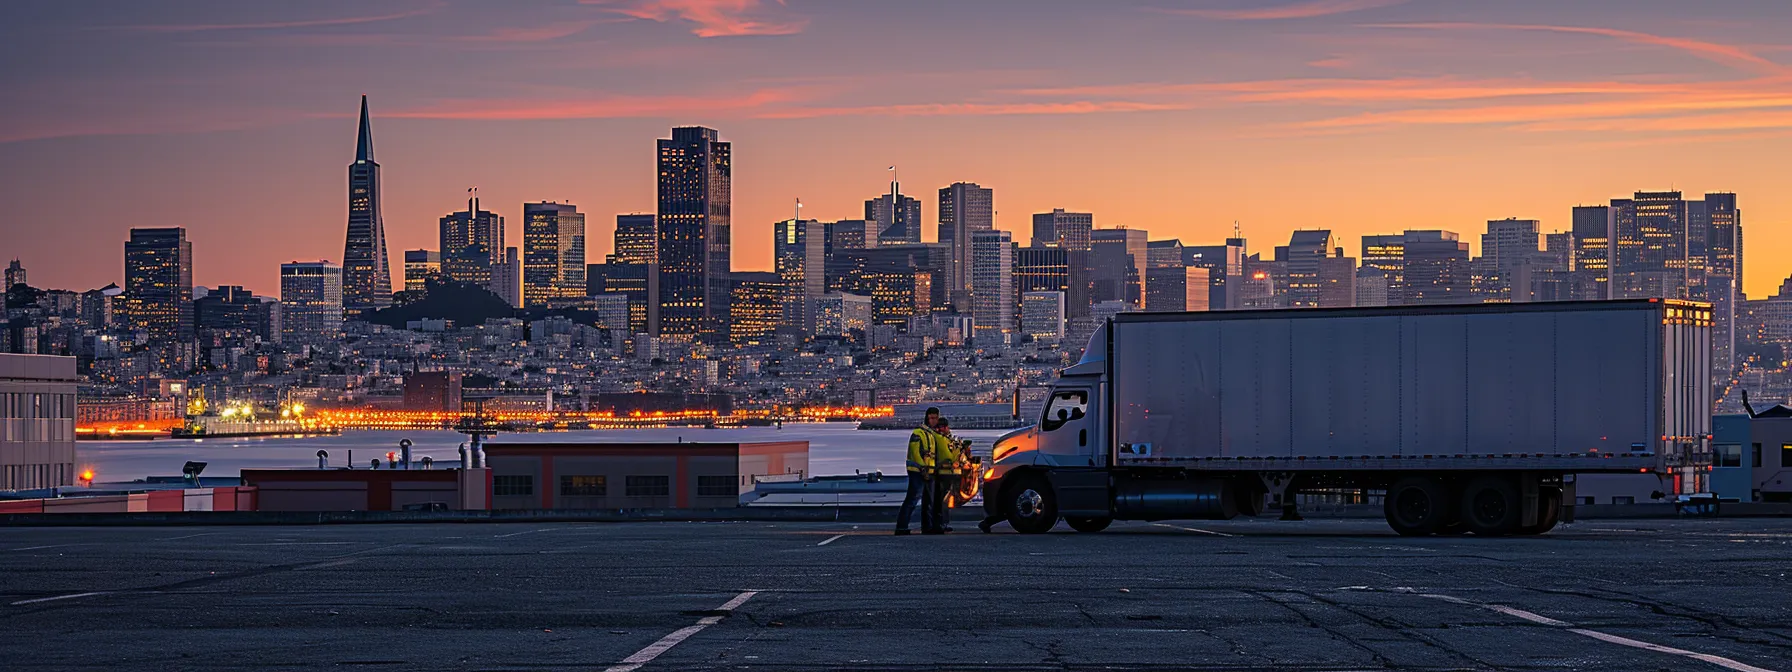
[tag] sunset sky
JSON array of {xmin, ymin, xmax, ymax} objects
[{"xmin": 3, "ymin": 0, "xmax": 1790, "ymax": 297}]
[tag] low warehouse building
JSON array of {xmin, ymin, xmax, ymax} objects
[{"xmin": 484, "ymin": 441, "xmax": 808, "ymax": 510}]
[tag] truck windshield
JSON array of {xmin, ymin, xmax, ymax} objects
[{"xmin": 1041, "ymin": 390, "xmax": 1088, "ymax": 432}]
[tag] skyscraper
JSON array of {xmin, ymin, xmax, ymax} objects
[
  {"xmin": 1482, "ymin": 219, "xmax": 1541, "ymax": 276},
  {"xmin": 1281, "ymin": 230, "xmax": 1342, "ymax": 308},
  {"xmin": 774, "ymin": 218, "xmax": 825, "ymax": 334},
  {"xmin": 1360, "ymin": 234, "xmax": 1408, "ymax": 305},
  {"xmin": 1184, "ymin": 237, "xmax": 1245, "ymax": 310},
  {"xmin": 3, "ymin": 260, "xmax": 24, "ymax": 289},
  {"xmin": 612, "ymin": 214, "xmax": 657, "ymax": 333},
  {"xmin": 122, "ymin": 227, "xmax": 193, "ymax": 342},
  {"xmin": 866, "ymin": 181, "xmax": 922, "ymax": 245},
  {"xmin": 969, "ymin": 229, "xmax": 1013, "ymax": 342},
  {"xmin": 938, "ymin": 182, "xmax": 994, "ymax": 310},
  {"xmin": 1014, "ymin": 246, "xmax": 1090, "ymax": 323},
  {"xmin": 522, "ymin": 202, "xmax": 586, "ymax": 308},
  {"xmin": 439, "ymin": 195, "xmax": 504, "ymax": 289},
  {"xmin": 1402, "ymin": 230, "xmax": 1470, "ymax": 305},
  {"xmin": 1031, "ymin": 209, "xmax": 1093, "ymax": 250},
  {"xmin": 1613, "ymin": 191, "xmax": 1688, "ymax": 299},
  {"xmin": 341, "ymin": 96, "xmax": 392, "ymax": 318},
  {"xmin": 491, "ymin": 247, "xmax": 522, "ymax": 308},
  {"xmin": 726, "ymin": 272, "xmax": 783, "ymax": 345},
  {"xmin": 403, "ymin": 250, "xmax": 440, "ymax": 293},
  {"xmin": 1570, "ymin": 205, "xmax": 1613, "ymax": 300},
  {"xmin": 1091, "ymin": 228, "xmax": 1148, "ymax": 308},
  {"xmin": 1705, "ymin": 193, "xmax": 1742, "ymax": 379},
  {"xmin": 1020, "ymin": 291, "xmax": 1066, "ymax": 343},
  {"xmin": 1145, "ymin": 267, "xmax": 1211, "ymax": 312},
  {"xmin": 655, "ymin": 127, "xmax": 731, "ymax": 340},
  {"xmin": 279, "ymin": 261, "xmax": 343, "ymax": 347}
]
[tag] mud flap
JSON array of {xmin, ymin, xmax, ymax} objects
[{"xmin": 1049, "ymin": 469, "xmax": 1112, "ymax": 517}]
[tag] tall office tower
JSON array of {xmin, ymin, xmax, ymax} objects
[
  {"xmin": 1482, "ymin": 218, "xmax": 1541, "ymax": 276},
  {"xmin": 193, "ymin": 286, "xmax": 276, "ymax": 342},
  {"xmin": 825, "ymin": 243, "xmax": 951, "ymax": 311},
  {"xmin": 1184, "ymin": 237, "xmax": 1245, "ymax": 310},
  {"xmin": 969, "ymin": 229, "xmax": 1014, "ymax": 342},
  {"xmin": 591, "ymin": 293, "xmax": 631, "ymax": 335},
  {"xmin": 1147, "ymin": 240, "xmax": 1184, "ymax": 268},
  {"xmin": 1317, "ymin": 256, "xmax": 1357, "ymax": 308},
  {"xmin": 1401, "ymin": 230, "xmax": 1471, "ymax": 305},
  {"xmin": 1612, "ymin": 191, "xmax": 1689, "ymax": 299},
  {"xmin": 3, "ymin": 260, "xmax": 24, "ymax": 289},
  {"xmin": 1570, "ymin": 205, "xmax": 1613, "ymax": 300},
  {"xmin": 938, "ymin": 182, "xmax": 994, "ymax": 310},
  {"xmin": 491, "ymin": 247, "xmax": 522, "ymax": 308},
  {"xmin": 656, "ymin": 126, "xmax": 731, "ymax": 340},
  {"xmin": 341, "ymin": 95, "xmax": 392, "ymax": 318},
  {"xmin": 867, "ymin": 271, "xmax": 931, "ymax": 328},
  {"xmin": 825, "ymin": 219, "xmax": 875, "ymax": 253},
  {"xmin": 1014, "ymin": 246, "xmax": 1091, "ymax": 324},
  {"xmin": 1704, "ymin": 193, "xmax": 1742, "ymax": 379},
  {"xmin": 1091, "ymin": 228, "xmax": 1148, "ymax": 308},
  {"xmin": 1355, "ymin": 267, "xmax": 1389, "ymax": 307},
  {"xmin": 122, "ymin": 227, "xmax": 193, "ymax": 341},
  {"xmin": 1020, "ymin": 291, "xmax": 1067, "ymax": 343},
  {"xmin": 1281, "ymin": 230, "xmax": 1342, "ymax": 308},
  {"xmin": 726, "ymin": 272, "xmax": 783, "ymax": 345},
  {"xmin": 522, "ymin": 202, "xmax": 586, "ymax": 308},
  {"xmin": 813, "ymin": 293, "xmax": 873, "ymax": 339},
  {"xmin": 439, "ymin": 195, "xmax": 505, "ymax": 288},
  {"xmin": 1543, "ymin": 233, "xmax": 1574, "ymax": 271},
  {"xmin": 611, "ymin": 214, "xmax": 657, "ymax": 333},
  {"xmin": 1031, "ymin": 209, "xmax": 1093, "ymax": 250},
  {"xmin": 403, "ymin": 250, "xmax": 440, "ymax": 293},
  {"xmin": 866, "ymin": 181, "xmax": 922, "ymax": 245},
  {"xmin": 774, "ymin": 218, "xmax": 825, "ymax": 334},
  {"xmin": 279, "ymin": 261, "xmax": 343, "ymax": 347},
  {"xmin": 1145, "ymin": 266, "xmax": 1211, "ymax": 312},
  {"xmin": 1360, "ymin": 234, "xmax": 1408, "ymax": 305}
]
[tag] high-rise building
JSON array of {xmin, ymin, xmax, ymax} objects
[
  {"xmin": 1317, "ymin": 256, "xmax": 1357, "ymax": 308},
  {"xmin": 1281, "ymin": 230, "xmax": 1343, "ymax": 308},
  {"xmin": 1014, "ymin": 246, "xmax": 1091, "ymax": 323},
  {"xmin": 1704, "ymin": 193, "xmax": 1742, "ymax": 379},
  {"xmin": 1031, "ymin": 209, "xmax": 1093, "ymax": 251},
  {"xmin": 279, "ymin": 261, "xmax": 343, "ymax": 347},
  {"xmin": 0, "ymin": 354, "xmax": 77, "ymax": 491},
  {"xmin": 867, "ymin": 271, "xmax": 931, "ymax": 329},
  {"xmin": 814, "ymin": 293, "xmax": 872, "ymax": 339},
  {"xmin": 193, "ymin": 286, "xmax": 275, "ymax": 342},
  {"xmin": 867, "ymin": 181, "xmax": 922, "ymax": 245},
  {"xmin": 1614, "ymin": 191, "xmax": 1689, "ymax": 299},
  {"xmin": 969, "ymin": 229, "xmax": 1013, "ymax": 342},
  {"xmin": 1570, "ymin": 205, "xmax": 1613, "ymax": 300},
  {"xmin": 774, "ymin": 218, "xmax": 825, "ymax": 334},
  {"xmin": 1482, "ymin": 218, "xmax": 1541, "ymax": 277},
  {"xmin": 1146, "ymin": 240, "xmax": 1184, "ymax": 269},
  {"xmin": 726, "ymin": 272, "xmax": 783, "ymax": 345},
  {"xmin": 610, "ymin": 214, "xmax": 658, "ymax": 333},
  {"xmin": 1091, "ymin": 228, "xmax": 1148, "ymax": 308},
  {"xmin": 655, "ymin": 127, "xmax": 731, "ymax": 340},
  {"xmin": 1020, "ymin": 291, "xmax": 1066, "ymax": 343},
  {"xmin": 1145, "ymin": 266, "xmax": 1211, "ymax": 312},
  {"xmin": 3, "ymin": 260, "xmax": 24, "ymax": 289},
  {"xmin": 522, "ymin": 202, "xmax": 586, "ymax": 308},
  {"xmin": 1402, "ymin": 230, "xmax": 1470, "ymax": 305},
  {"xmin": 613, "ymin": 213, "xmax": 656, "ymax": 265},
  {"xmin": 439, "ymin": 195, "xmax": 504, "ymax": 288},
  {"xmin": 402, "ymin": 371, "xmax": 462, "ymax": 413},
  {"xmin": 825, "ymin": 244, "xmax": 950, "ymax": 311},
  {"xmin": 403, "ymin": 250, "xmax": 440, "ymax": 293},
  {"xmin": 1184, "ymin": 237, "xmax": 1245, "ymax": 310},
  {"xmin": 1360, "ymin": 234, "xmax": 1407, "ymax": 305},
  {"xmin": 1355, "ymin": 267, "xmax": 1389, "ymax": 307},
  {"xmin": 122, "ymin": 227, "xmax": 193, "ymax": 342},
  {"xmin": 491, "ymin": 247, "xmax": 522, "ymax": 308},
  {"xmin": 938, "ymin": 182, "xmax": 994, "ymax": 310},
  {"xmin": 591, "ymin": 293, "xmax": 631, "ymax": 335},
  {"xmin": 341, "ymin": 96, "xmax": 392, "ymax": 318}
]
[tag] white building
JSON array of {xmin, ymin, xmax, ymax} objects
[
  {"xmin": 970, "ymin": 229, "xmax": 1014, "ymax": 343},
  {"xmin": 279, "ymin": 261, "xmax": 344, "ymax": 347}
]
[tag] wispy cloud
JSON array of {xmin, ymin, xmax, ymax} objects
[
  {"xmin": 583, "ymin": 0, "xmax": 806, "ymax": 37},
  {"xmin": 460, "ymin": 21, "xmax": 606, "ymax": 43},
  {"xmin": 1158, "ymin": 0, "xmax": 1408, "ymax": 21},
  {"xmin": 758, "ymin": 100, "xmax": 1189, "ymax": 119},
  {"xmin": 108, "ymin": 3, "xmax": 441, "ymax": 32},
  {"xmin": 1370, "ymin": 22, "xmax": 1789, "ymax": 75},
  {"xmin": 386, "ymin": 88, "xmax": 812, "ymax": 120}
]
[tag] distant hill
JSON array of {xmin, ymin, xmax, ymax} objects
[{"xmin": 363, "ymin": 281, "xmax": 516, "ymax": 328}]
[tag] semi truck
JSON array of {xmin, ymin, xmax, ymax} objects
[{"xmin": 981, "ymin": 299, "xmax": 1713, "ymax": 536}]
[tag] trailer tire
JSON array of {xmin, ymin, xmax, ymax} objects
[
  {"xmin": 1517, "ymin": 487, "xmax": 1562, "ymax": 536},
  {"xmin": 1006, "ymin": 473, "xmax": 1059, "ymax": 534},
  {"xmin": 1066, "ymin": 516, "xmax": 1112, "ymax": 533},
  {"xmin": 1384, "ymin": 476, "xmax": 1452, "ymax": 536},
  {"xmin": 1461, "ymin": 475, "xmax": 1522, "ymax": 536}
]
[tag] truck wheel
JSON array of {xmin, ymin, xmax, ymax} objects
[
  {"xmin": 1460, "ymin": 475, "xmax": 1521, "ymax": 536},
  {"xmin": 1384, "ymin": 476, "xmax": 1451, "ymax": 536},
  {"xmin": 1517, "ymin": 487, "xmax": 1562, "ymax": 535},
  {"xmin": 1066, "ymin": 516, "xmax": 1112, "ymax": 533},
  {"xmin": 1006, "ymin": 474, "xmax": 1059, "ymax": 534}
]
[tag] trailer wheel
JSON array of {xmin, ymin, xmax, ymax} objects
[
  {"xmin": 1066, "ymin": 516, "xmax": 1112, "ymax": 533},
  {"xmin": 1006, "ymin": 474, "xmax": 1059, "ymax": 534},
  {"xmin": 1460, "ymin": 475, "xmax": 1521, "ymax": 536},
  {"xmin": 1517, "ymin": 487, "xmax": 1562, "ymax": 536},
  {"xmin": 1384, "ymin": 476, "xmax": 1452, "ymax": 536}
]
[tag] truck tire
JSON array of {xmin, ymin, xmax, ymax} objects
[
  {"xmin": 1066, "ymin": 516, "xmax": 1112, "ymax": 533},
  {"xmin": 1460, "ymin": 475, "xmax": 1521, "ymax": 536},
  {"xmin": 1517, "ymin": 487, "xmax": 1562, "ymax": 536},
  {"xmin": 1006, "ymin": 474, "xmax": 1060, "ymax": 534},
  {"xmin": 1384, "ymin": 476, "xmax": 1452, "ymax": 536}
]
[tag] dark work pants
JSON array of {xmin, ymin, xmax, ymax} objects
[
  {"xmin": 897, "ymin": 473, "xmax": 932, "ymax": 531},
  {"xmin": 930, "ymin": 475, "xmax": 960, "ymax": 531}
]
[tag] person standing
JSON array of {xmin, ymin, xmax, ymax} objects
[
  {"xmin": 927, "ymin": 417, "xmax": 962, "ymax": 534},
  {"xmin": 895, "ymin": 407, "xmax": 940, "ymax": 535}
]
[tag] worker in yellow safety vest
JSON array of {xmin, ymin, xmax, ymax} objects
[
  {"xmin": 927, "ymin": 417, "xmax": 962, "ymax": 534},
  {"xmin": 895, "ymin": 407, "xmax": 940, "ymax": 535}
]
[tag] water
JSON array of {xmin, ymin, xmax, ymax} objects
[{"xmin": 78, "ymin": 424, "xmax": 1013, "ymax": 482}]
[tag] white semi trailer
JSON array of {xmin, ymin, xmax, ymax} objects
[{"xmin": 981, "ymin": 299, "xmax": 1713, "ymax": 536}]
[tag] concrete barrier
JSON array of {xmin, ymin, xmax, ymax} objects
[{"xmin": 0, "ymin": 506, "xmax": 897, "ymax": 527}]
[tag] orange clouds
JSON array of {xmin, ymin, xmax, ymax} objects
[
  {"xmin": 112, "ymin": 3, "xmax": 441, "ymax": 32},
  {"xmin": 1160, "ymin": 0, "xmax": 1409, "ymax": 21},
  {"xmin": 583, "ymin": 0, "xmax": 806, "ymax": 37},
  {"xmin": 1371, "ymin": 22, "xmax": 1789, "ymax": 76}
]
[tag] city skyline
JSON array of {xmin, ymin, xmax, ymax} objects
[{"xmin": 4, "ymin": 1, "xmax": 1792, "ymax": 298}]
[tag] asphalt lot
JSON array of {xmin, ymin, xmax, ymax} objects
[{"xmin": 0, "ymin": 517, "xmax": 1789, "ymax": 671}]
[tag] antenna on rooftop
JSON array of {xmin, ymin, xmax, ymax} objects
[{"xmin": 1233, "ymin": 220, "xmax": 1242, "ymax": 239}]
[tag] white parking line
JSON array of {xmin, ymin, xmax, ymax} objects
[
  {"xmin": 604, "ymin": 591, "xmax": 760, "ymax": 672},
  {"xmin": 817, "ymin": 534, "xmax": 845, "ymax": 547},
  {"xmin": 8, "ymin": 545, "xmax": 69, "ymax": 551},
  {"xmin": 1151, "ymin": 523, "xmax": 1236, "ymax": 538},
  {"xmin": 495, "ymin": 528, "xmax": 553, "ymax": 539},
  {"xmin": 1415, "ymin": 593, "xmax": 1777, "ymax": 672},
  {"xmin": 11, "ymin": 591, "xmax": 108, "ymax": 606},
  {"xmin": 159, "ymin": 533, "xmax": 218, "ymax": 542}
]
